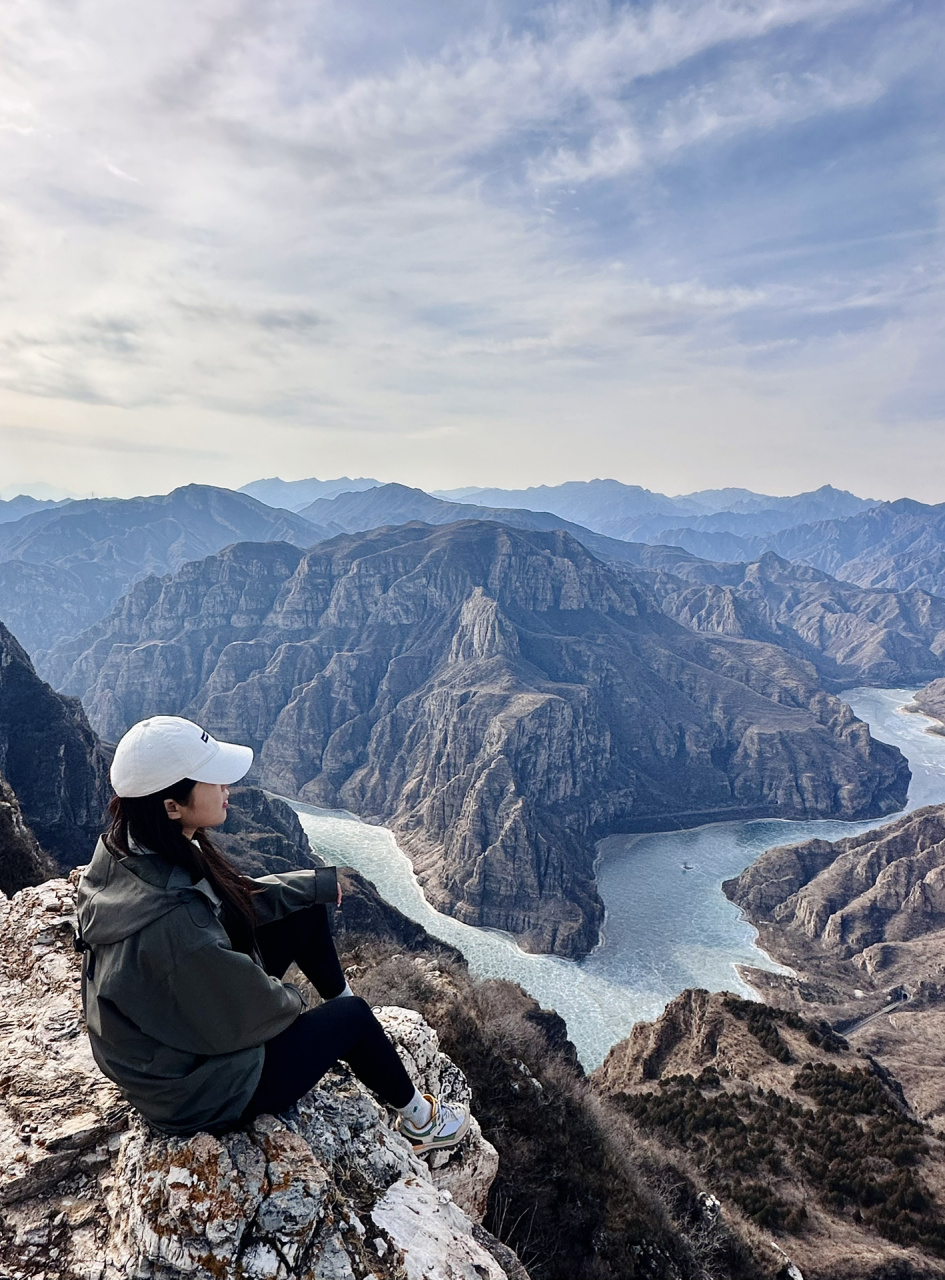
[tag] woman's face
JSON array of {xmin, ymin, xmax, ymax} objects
[{"xmin": 164, "ymin": 782, "xmax": 229, "ymax": 837}]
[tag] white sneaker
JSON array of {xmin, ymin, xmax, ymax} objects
[{"xmin": 397, "ymin": 1093, "xmax": 470, "ymax": 1153}]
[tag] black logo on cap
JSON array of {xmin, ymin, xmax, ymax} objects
[{"xmin": 200, "ymin": 731, "xmax": 209, "ymax": 743}]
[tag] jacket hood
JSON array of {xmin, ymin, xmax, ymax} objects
[{"xmin": 76, "ymin": 836, "xmax": 221, "ymax": 945}]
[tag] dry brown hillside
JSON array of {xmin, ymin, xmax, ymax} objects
[{"xmin": 594, "ymin": 989, "xmax": 945, "ymax": 1280}]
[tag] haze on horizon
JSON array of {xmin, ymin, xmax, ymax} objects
[{"xmin": 1, "ymin": 0, "xmax": 943, "ymax": 503}]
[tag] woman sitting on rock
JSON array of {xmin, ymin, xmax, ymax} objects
[{"xmin": 74, "ymin": 715, "xmax": 468, "ymax": 1151}]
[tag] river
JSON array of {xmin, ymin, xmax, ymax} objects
[{"xmin": 290, "ymin": 687, "xmax": 945, "ymax": 1069}]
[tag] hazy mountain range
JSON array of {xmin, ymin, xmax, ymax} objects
[
  {"xmin": 433, "ymin": 479, "xmax": 877, "ymax": 542},
  {"xmin": 1, "ymin": 468, "xmax": 944, "ymax": 957},
  {"xmin": 239, "ymin": 475, "xmax": 381, "ymax": 509},
  {"xmin": 0, "ymin": 485, "xmax": 332, "ymax": 654}
]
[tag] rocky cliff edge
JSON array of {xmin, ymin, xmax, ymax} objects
[{"xmin": 0, "ymin": 872, "xmax": 524, "ymax": 1280}]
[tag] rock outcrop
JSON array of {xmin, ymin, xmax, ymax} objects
[
  {"xmin": 0, "ymin": 621, "xmax": 110, "ymax": 875},
  {"xmin": 594, "ymin": 989, "xmax": 945, "ymax": 1280},
  {"xmin": 916, "ymin": 678, "xmax": 945, "ymax": 727},
  {"xmin": 724, "ymin": 806, "xmax": 945, "ymax": 1134},
  {"xmin": 0, "ymin": 774, "xmax": 55, "ymax": 897},
  {"xmin": 0, "ymin": 873, "xmax": 519, "ymax": 1280},
  {"xmin": 46, "ymin": 522, "xmax": 909, "ymax": 957},
  {"xmin": 724, "ymin": 805, "xmax": 945, "ymax": 963}
]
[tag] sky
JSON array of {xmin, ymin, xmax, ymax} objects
[{"xmin": 0, "ymin": 0, "xmax": 943, "ymax": 501}]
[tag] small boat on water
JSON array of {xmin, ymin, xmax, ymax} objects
[{"xmin": 681, "ymin": 861, "xmax": 694, "ymax": 871}]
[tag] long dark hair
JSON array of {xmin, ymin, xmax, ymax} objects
[{"xmin": 107, "ymin": 778, "xmax": 259, "ymax": 954}]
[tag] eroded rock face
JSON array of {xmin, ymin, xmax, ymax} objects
[
  {"xmin": 0, "ymin": 774, "xmax": 55, "ymax": 897},
  {"xmin": 915, "ymin": 678, "xmax": 945, "ymax": 727},
  {"xmin": 722, "ymin": 804, "xmax": 945, "ymax": 1134},
  {"xmin": 724, "ymin": 804, "xmax": 945, "ymax": 959},
  {"xmin": 0, "ymin": 621, "xmax": 111, "ymax": 874},
  {"xmin": 0, "ymin": 874, "xmax": 514, "ymax": 1280},
  {"xmin": 44, "ymin": 523, "xmax": 909, "ymax": 957},
  {"xmin": 638, "ymin": 550, "xmax": 945, "ymax": 688}
]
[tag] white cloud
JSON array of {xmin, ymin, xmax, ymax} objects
[{"xmin": 0, "ymin": 0, "xmax": 940, "ymax": 499}]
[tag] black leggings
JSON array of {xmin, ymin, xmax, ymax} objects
[{"xmin": 240, "ymin": 903, "xmax": 415, "ymax": 1119}]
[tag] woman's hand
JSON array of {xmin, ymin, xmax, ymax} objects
[{"xmin": 336, "ymin": 880, "xmax": 343, "ymax": 907}]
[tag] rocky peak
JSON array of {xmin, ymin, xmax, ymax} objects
[
  {"xmin": 593, "ymin": 989, "xmax": 945, "ymax": 1278},
  {"xmin": 448, "ymin": 590, "xmax": 520, "ymax": 664},
  {"xmin": 0, "ymin": 872, "xmax": 522, "ymax": 1280}
]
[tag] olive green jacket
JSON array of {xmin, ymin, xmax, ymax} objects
[{"xmin": 75, "ymin": 837, "xmax": 337, "ymax": 1135}]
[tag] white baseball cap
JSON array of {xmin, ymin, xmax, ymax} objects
[{"xmin": 110, "ymin": 716, "xmax": 254, "ymax": 798}]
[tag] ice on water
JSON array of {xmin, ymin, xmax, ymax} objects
[{"xmin": 291, "ymin": 688, "xmax": 945, "ymax": 1069}]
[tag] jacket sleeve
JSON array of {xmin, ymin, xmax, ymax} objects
[
  {"xmin": 136, "ymin": 939, "xmax": 306, "ymax": 1057},
  {"xmin": 249, "ymin": 867, "xmax": 339, "ymax": 926}
]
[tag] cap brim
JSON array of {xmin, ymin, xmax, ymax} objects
[{"xmin": 190, "ymin": 741, "xmax": 254, "ymax": 786}]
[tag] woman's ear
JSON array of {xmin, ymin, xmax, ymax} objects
[{"xmin": 164, "ymin": 798, "xmax": 182, "ymax": 822}]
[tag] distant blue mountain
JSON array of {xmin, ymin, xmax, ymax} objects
[
  {"xmin": 0, "ymin": 495, "xmax": 64, "ymax": 525},
  {"xmin": 240, "ymin": 475, "xmax": 380, "ymax": 510},
  {"xmin": 0, "ymin": 484, "xmax": 330, "ymax": 655},
  {"xmin": 432, "ymin": 479, "xmax": 877, "ymax": 542}
]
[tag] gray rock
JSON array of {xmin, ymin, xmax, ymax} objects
[
  {"xmin": 0, "ymin": 773, "xmax": 55, "ymax": 897},
  {"xmin": 0, "ymin": 873, "xmax": 515, "ymax": 1280},
  {"xmin": 724, "ymin": 804, "xmax": 945, "ymax": 959},
  {"xmin": 634, "ymin": 549, "xmax": 945, "ymax": 688},
  {"xmin": 0, "ymin": 621, "xmax": 110, "ymax": 875}
]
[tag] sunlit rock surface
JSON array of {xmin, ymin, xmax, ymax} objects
[{"xmin": 0, "ymin": 873, "xmax": 516, "ymax": 1280}]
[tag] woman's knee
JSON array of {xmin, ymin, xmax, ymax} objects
[{"xmin": 329, "ymin": 995, "xmax": 375, "ymax": 1028}]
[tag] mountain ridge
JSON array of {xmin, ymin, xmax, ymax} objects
[
  {"xmin": 42, "ymin": 520, "xmax": 910, "ymax": 956},
  {"xmin": 0, "ymin": 484, "xmax": 332, "ymax": 654}
]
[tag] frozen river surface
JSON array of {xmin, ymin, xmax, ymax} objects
[{"xmin": 291, "ymin": 688, "xmax": 945, "ymax": 1068}]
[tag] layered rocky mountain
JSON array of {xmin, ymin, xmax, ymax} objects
[
  {"xmin": 724, "ymin": 805, "xmax": 945, "ymax": 1133},
  {"xmin": 661, "ymin": 499, "xmax": 945, "ymax": 596},
  {"xmin": 594, "ymin": 987, "xmax": 945, "ymax": 1279},
  {"xmin": 725, "ymin": 805, "xmax": 945, "ymax": 975},
  {"xmin": 47, "ymin": 521, "xmax": 909, "ymax": 957},
  {"xmin": 0, "ymin": 484, "xmax": 330, "ymax": 653},
  {"xmin": 632, "ymin": 548, "xmax": 945, "ymax": 688},
  {"xmin": 289, "ymin": 484, "xmax": 945, "ymax": 688},
  {"xmin": 294, "ymin": 481, "xmax": 651, "ymax": 571},
  {"xmin": 0, "ymin": 621, "xmax": 110, "ymax": 876}
]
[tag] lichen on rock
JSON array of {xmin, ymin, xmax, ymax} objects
[{"xmin": 0, "ymin": 873, "xmax": 517, "ymax": 1280}]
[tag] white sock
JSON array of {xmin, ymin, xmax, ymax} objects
[
  {"xmin": 396, "ymin": 1089, "xmax": 433, "ymax": 1128},
  {"xmin": 329, "ymin": 982, "xmax": 355, "ymax": 1000}
]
